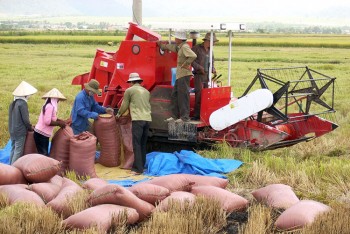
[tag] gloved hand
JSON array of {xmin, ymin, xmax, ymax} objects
[
  {"xmin": 106, "ymin": 107, "xmax": 114, "ymax": 115},
  {"xmin": 116, "ymin": 113, "xmax": 121, "ymax": 118}
]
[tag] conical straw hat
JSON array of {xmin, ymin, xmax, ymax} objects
[
  {"xmin": 42, "ymin": 88, "xmax": 66, "ymax": 100},
  {"xmin": 12, "ymin": 81, "xmax": 37, "ymax": 96}
]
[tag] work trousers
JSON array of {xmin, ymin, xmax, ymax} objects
[
  {"xmin": 34, "ymin": 131, "xmax": 49, "ymax": 156},
  {"xmin": 194, "ymin": 73, "xmax": 209, "ymax": 119},
  {"xmin": 131, "ymin": 120, "xmax": 150, "ymax": 173},
  {"xmin": 171, "ymin": 75, "xmax": 191, "ymax": 121},
  {"xmin": 10, "ymin": 135, "xmax": 26, "ymax": 164}
]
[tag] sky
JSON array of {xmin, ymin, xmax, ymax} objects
[
  {"xmin": 127, "ymin": 0, "xmax": 350, "ymax": 25},
  {"xmin": 1, "ymin": 0, "xmax": 349, "ymax": 26}
]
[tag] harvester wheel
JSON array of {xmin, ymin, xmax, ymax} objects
[{"xmin": 224, "ymin": 132, "xmax": 239, "ymax": 147}]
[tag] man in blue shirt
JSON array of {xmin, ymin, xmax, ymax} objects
[{"xmin": 71, "ymin": 79, "xmax": 113, "ymax": 135}]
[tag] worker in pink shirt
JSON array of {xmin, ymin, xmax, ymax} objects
[{"xmin": 34, "ymin": 88, "xmax": 67, "ymax": 156}]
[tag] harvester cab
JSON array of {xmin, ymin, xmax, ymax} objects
[{"xmin": 72, "ymin": 22, "xmax": 338, "ymax": 151}]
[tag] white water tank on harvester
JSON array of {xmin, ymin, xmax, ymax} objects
[{"xmin": 209, "ymin": 89, "xmax": 274, "ymax": 131}]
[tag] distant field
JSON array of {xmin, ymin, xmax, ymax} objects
[{"xmin": 1, "ymin": 33, "xmax": 350, "ymax": 48}]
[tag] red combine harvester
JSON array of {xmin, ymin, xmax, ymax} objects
[{"xmin": 72, "ymin": 22, "xmax": 338, "ymax": 151}]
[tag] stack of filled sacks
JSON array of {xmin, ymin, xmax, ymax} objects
[
  {"xmin": 50, "ymin": 126, "xmax": 98, "ymax": 178},
  {"xmin": 251, "ymin": 184, "xmax": 331, "ymax": 231},
  {"xmin": 0, "ymin": 154, "xmax": 139, "ymax": 232},
  {"xmin": 134, "ymin": 174, "xmax": 249, "ymax": 213},
  {"xmin": 0, "ymin": 154, "xmax": 62, "ymax": 206},
  {"xmin": 64, "ymin": 173, "xmax": 250, "ymax": 232},
  {"xmin": 1, "ymin": 160, "xmax": 250, "ymax": 233}
]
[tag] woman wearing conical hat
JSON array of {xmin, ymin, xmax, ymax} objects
[
  {"xmin": 8, "ymin": 81, "xmax": 37, "ymax": 164},
  {"xmin": 33, "ymin": 88, "xmax": 67, "ymax": 156}
]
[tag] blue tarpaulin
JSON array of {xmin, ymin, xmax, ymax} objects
[
  {"xmin": 108, "ymin": 178, "xmax": 150, "ymax": 187},
  {"xmin": 144, "ymin": 150, "xmax": 243, "ymax": 179},
  {"xmin": 0, "ymin": 140, "xmax": 11, "ymax": 164}
]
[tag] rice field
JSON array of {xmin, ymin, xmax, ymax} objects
[{"xmin": 0, "ymin": 33, "xmax": 350, "ymax": 233}]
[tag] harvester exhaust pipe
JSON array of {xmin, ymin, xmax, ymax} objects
[
  {"xmin": 133, "ymin": 0, "xmax": 142, "ymax": 25},
  {"xmin": 190, "ymin": 31, "xmax": 200, "ymax": 46}
]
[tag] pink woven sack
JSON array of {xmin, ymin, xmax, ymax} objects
[
  {"xmin": 69, "ymin": 132, "xmax": 97, "ymax": 178},
  {"xmin": 88, "ymin": 184, "xmax": 155, "ymax": 221},
  {"xmin": 0, "ymin": 163, "xmax": 27, "ymax": 185},
  {"xmin": 182, "ymin": 174, "xmax": 229, "ymax": 188},
  {"xmin": 275, "ymin": 200, "xmax": 331, "ymax": 230},
  {"xmin": 46, "ymin": 178, "xmax": 83, "ymax": 218},
  {"xmin": 23, "ymin": 131, "xmax": 38, "ymax": 155},
  {"xmin": 117, "ymin": 116, "xmax": 134, "ymax": 169},
  {"xmin": 94, "ymin": 114, "xmax": 121, "ymax": 167},
  {"xmin": 62, "ymin": 204, "xmax": 139, "ymax": 232},
  {"xmin": 0, "ymin": 184, "xmax": 45, "ymax": 207},
  {"xmin": 82, "ymin": 178, "xmax": 108, "ymax": 191},
  {"xmin": 191, "ymin": 185, "xmax": 249, "ymax": 212},
  {"xmin": 155, "ymin": 191, "xmax": 196, "ymax": 212},
  {"xmin": 129, "ymin": 183, "xmax": 170, "ymax": 205},
  {"xmin": 141, "ymin": 174, "xmax": 195, "ymax": 192},
  {"xmin": 12, "ymin": 153, "xmax": 61, "ymax": 183},
  {"xmin": 252, "ymin": 184, "xmax": 300, "ymax": 209},
  {"xmin": 30, "ymin": 175, "xmax": 64, "ymax": 203},
  {"xmin": 50, "ymin": 126, "xmax": 74, "ymax": 175}
]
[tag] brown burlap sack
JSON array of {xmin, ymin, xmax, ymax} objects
[
  {"xmin": 23, "ymin": 131, "xmax": 38, "ymax": 155},
  {"xmin": 94, "ymin": 114, "xmax": 121, "ymax": 167},
  {"xmin": 69, "ymin": 132, "xmax": 97, "ymax": 178},
  {"xmin": 50, "ymin": 126, "xmax": 74, "ymax": 175},
  {"xmin": 117, "ymin": 116, "xmax": 134, "ymax": 169}
]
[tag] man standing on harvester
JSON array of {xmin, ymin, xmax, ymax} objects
[
  {"xmin": 191, "ymin": 32, "xmax": 219, "ymax": 120},
  {"xmin": 157, "ymin": 30, "xmax": 197, "ymax": 123}
]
